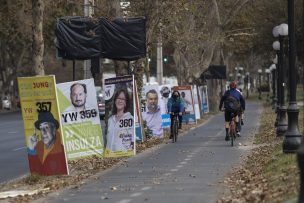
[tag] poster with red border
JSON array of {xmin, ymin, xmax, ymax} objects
[{"xmin": 172, "ymin": 85, "xmax": 197, "ymax": 124}]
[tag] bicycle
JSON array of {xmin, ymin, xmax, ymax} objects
[
  {"xmin": 170, "ymin": 112, "xmax": 179, "ymax": 143},
  {"xmin": 228, "ymin": 112, "xmax": 237, "ymax": 147}
]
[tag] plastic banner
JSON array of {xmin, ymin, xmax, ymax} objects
[
  {"xmin": 159, "ymin": 85, "xmax": 171, "ymax": 128},
  {"xmin": 134, "ymin": 81, "xmax": 144, "ymax": 142},
  {"xmin": 173, "ymin": 86, "xmax": 196, "ymax": 124},
  {"xmin": 104, "ymin": 75, "xmax": 135, "ymax": 157},
  {"xmin": 56, "ymin": 79, "xmax": 104, "ymax": 160},
  {"xmin": 200, "ymin": 85, "xmax": 209, "ymax": 113},
  {"xmin": 141, "ymin": 85, "xmax": 163, "ymax": 138},
  {"xmin": 18, "ymin": 75, "xmax": 68, "ymax": 176},
  {"xmin": 193, "ymin": 85, "xmax": 201, "ymax": 120}
]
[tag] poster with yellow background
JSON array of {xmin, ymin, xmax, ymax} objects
[{"xmin": 18, "ymin": 75, "xmax": 68, "ymax": 176}]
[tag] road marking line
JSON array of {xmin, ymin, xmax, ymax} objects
[
  {"xmin": 141, "ymin": 186, "xmax": 151, "ymax": 191},
  {"xmin": 187, "ymin": 155, "xmax": 193, "ymax": 158},
  {"xmin": 118, "ymin": 199, "xmax": 132, "ymax": 203},
  {"xmin": 130, "ymin": 192, "xmax": 142, "ymax": 197},
  {"xmin": 180, "ymin": 161, "xmax": 187, "ymax": 164},
  {"xmin": 176, "ymin": 165, "xmax": 183, "ymax": 168},
  {"xmin": 170, "ymin": 168, "xmax": 178, "ymax": 172},
  {"xmin": 8, "ymin": 131, "xmax": 18, "ymax": 134},
  {"xmin": 13, "ymin": 146, "xmax": 26, "ymax": 151},
  {"xmin": 185, "ymin": 158, "xmax": 191, "ymax": 161}
]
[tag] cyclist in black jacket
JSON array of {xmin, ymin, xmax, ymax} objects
[{"xmin": 219, "ymin": 81, "xmax": 245, "ymax": 141}]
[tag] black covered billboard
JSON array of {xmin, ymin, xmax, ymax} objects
[
  {"xmin": 200, "ymin": 65, "xmax": 226, "ymax": 80},
  {"xmin": 55, "ymin": 16, "xmax": 146, "ymax": 61}
]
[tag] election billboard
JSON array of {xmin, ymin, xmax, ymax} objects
[
  {"xmin": 56, "ymin": 79, "xmax": 104, "ymax": 160},
  {"xmin": 141, "ymin": 84, "xmax": 163, "ymax": 138},
  {"xmin": 18, "ymin": 75, "xmax": 69, "ymax": 176},
  {"xmin": 172, "ymin": 85, "xmax": 196, "ymax": 124},
  {"xmin": 104, "ymin": 75, "xmax": 135, "ymax": 157}
]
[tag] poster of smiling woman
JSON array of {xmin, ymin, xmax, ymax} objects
[{"xmin": 104, "ymin": 75, "xmax": 135, "ymax": 158}]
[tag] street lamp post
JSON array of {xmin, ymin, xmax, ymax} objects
[
  {"xmin": 269, "ymin": 64, "xmax": 277, "ymax": 109},
  {"xmin": 265, "ymin": 68, "xmax": 271, "ymax": 102},
  {"xmin": 273, "ymin": 24, "xmax": 288, "ymax": 136},
  {"xmin": 237, "ymin": 73, "xmax": 241, "ymax": 85},
  {"xmin": 234, "ymin": 67, "xmax": 238, "ymax": 81},
  {"xmin": 282, "ymin": 0, "xmax": 302, "ymax": 153},
  {"xmin": 245, "ymin": 72, "xmax": 249, "ymax": 99},
  {"xmin": 258, "ymin": 69, "xmax": 262, "ymax": 100},
  {"xmin": 273, "ymin": 41, "xmax": 281, "ymax": 127},
  {"xmin": 298, "ymin": 144, "xmax": 304, "ymax": 202},
  {"xmin": 229, "ymin": 73, "xmax": 233, "ymax": 82}
]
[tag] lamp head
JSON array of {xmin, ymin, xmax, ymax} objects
[
  {"xmin": 272, "ymin": 41, "xmax": 280, "ymax": 51},
  {"xmin": 269, "ymin": 64, "xmax": 276, "ymax": 71},
  {"xmin": 279, "ymin": 23, "xmax": 288, "ymax": 36},
  {"xmin": 272, "ymin": 26, "xmax": 280, "ymax": 37}
]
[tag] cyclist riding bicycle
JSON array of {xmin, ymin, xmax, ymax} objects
[
  {"xmin": 167, "ymin": 90, "xmax": 184, "ymax": 138},
  {"xmin": 219, "ymin": 81, "xmax": 245, "ymax": 141}
]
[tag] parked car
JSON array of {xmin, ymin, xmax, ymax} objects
[
  {"xmin": 2, "ymin": 96, "xmax": 12, "ymax": 110},
  {"xmin": 97, "ymin": 93, "xmax": 105, "ymax": 120}
]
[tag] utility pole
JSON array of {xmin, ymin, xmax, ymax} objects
[
  {"xmin": 156, "ymin": 35, "xmax": 163, "ymax": 85},
  {"xmin": 83, "ymin": 0, "xmax": 94, "ymax": 79},
  {"xmin": 156, "ymin": 0, "xmax": 163, "ymax": 85}
]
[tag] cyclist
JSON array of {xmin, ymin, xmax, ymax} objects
[
  {"xmin": 219, "ymin": 81, "xmax": 245, "ymax": 141},
  {"xmin": 167, "ymin": 90, "xmax": 184, "ymax": 138}
]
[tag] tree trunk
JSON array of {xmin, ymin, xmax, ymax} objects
[{"xmin": 32, "ymin": 0, "xmax": 45, "ymax": 76}]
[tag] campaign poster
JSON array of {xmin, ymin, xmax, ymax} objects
[
  {"xmin": 173, "ymin": 85, "xmax": 196, "ymax": 124},
  {"xmin": 193, "ymin": 85, "xmax": 201, "ymax": 120},
  {"xmin": 141, "ymin": 84, "xmax": 163, "ymax": 138},
  {"xmin": 134, "ymin": 81, "xmax": 144, "ymax": 142},
  {"xmin": 18, "ymin": 75, "xmax": 69, "ymax": 176},
  {"xmin": 159, "ymin": 85, "xmax": 171, "ymax": 128},
  {"xmin": 104, "ymin": 75, "xmax": 135, "ymax": 158},
  {"xmin": 56, "ymin": 79, "xmax": 104, "ymax": 160},
  {"xmin": 200, "ymin": 85, "xmax": 209, "ymax": 114},
  {"xmin": 159, "ymin": 85, "xmax": 171, "ymax": 115}
]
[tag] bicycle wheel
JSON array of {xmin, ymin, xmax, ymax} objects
[
  {"xmin": 230, "ymin": 122, "xmax": 235, "ymax": 147},
  {"xmin": 172, "ymin": 119, "xmax": 178, "ymax": 143},
  {"xmin": 230, "ymin": 131, "xmax": 234, "ymax": 146},
  {"xmin": 174, "ymin": 119, "xmax": 178, "ymax": 142}
]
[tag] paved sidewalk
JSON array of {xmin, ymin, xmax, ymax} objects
[{"xmin": 34, "ymin": 101, "xmax": 262, "ymax": 203}]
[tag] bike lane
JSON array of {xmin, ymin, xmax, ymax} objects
[{"xmin": 35, "ymin": 101, "xmax": 262, "ymax": 203}]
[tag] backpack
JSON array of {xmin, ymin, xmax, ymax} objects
[{"xmin": 224, "ymin": 95, "xmax": 240, "ymax": 112}]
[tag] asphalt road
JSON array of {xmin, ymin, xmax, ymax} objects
[
  {"xmin": 36, "ymin": 101, "xmax": 262, "ymax": 203},
  {"xmin": 0, "ymin": 111, "xmax": 28, "ymax": 183},
  {"xmin": 0, "ymin": 111, "xmax": 106, "ymax": 184}
]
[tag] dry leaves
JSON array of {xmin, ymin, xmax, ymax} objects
[
  {"xmin": 217, "ymin": 104, "xmax": 300, "ymax": 203},
  {"xmin": 0, "ymin": 118, "xmax": 208, "ymax": 202}
]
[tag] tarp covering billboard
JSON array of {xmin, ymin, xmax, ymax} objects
[
  {"xmin": 56, "ymin": 79, "xmax": 104, "ymax": 160},
  {"xmin": 55, "ymin": 16, "xmax": 146, "ymax": 61},
  {"xmin": 18, "ymin": 76, "xmax": 69, "ymax": 176},
  {"xmin": 104, "ymin": 75, "xmax": 135, "ymax": 157},
  {"xmin": 200, "ymin": 65, "xmax": 227, "ymax": 80}
]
